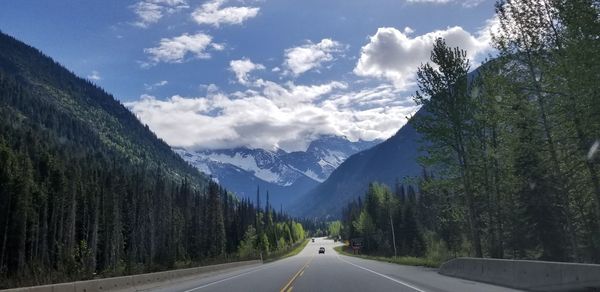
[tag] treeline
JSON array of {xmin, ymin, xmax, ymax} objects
[
  {"xmin": 341, "ymin": 183, "xmax": 428, "ymax": 258},
  {"xmin": 341, "ymin": 0, "xmax": 600, "ymax": 263},
  {"xmin": 238, "ymin": 188, "xmax": 307, "ymax": 260},
  {"xmin": 0, "ymin": 77, "xmax": 306, "ymax": 288},
  {"xmin": 0, "ymin": 130, "xmax": 304, "ymax": 288},
  {"xmin": 0, "ymin": 32, "xmax": 306, "ymax": 288}
]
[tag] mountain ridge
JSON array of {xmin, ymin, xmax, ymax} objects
[
  {"xmin": 289, "ymin": 112, "xmax": 424, "ymax": 218},
  {"xmin": 0, "ymin": 30, "xmax": 208, "ymax": 185},
  {"xmin": 175, "ymin": 135, "xmax": 380, "ymax": 207}
]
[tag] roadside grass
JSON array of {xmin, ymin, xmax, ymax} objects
[
  {"xmin": 263, "ymin": 238, "xmax": 310, "ymax": 263},
  {"xmin": 333, "ymin": 245, "xmax": 441, "ymax": 268}
]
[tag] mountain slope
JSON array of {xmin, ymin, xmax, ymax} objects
[
  {"xmin": 0, "ymin": 32, "xmax": 206, "ymax": 183},
  {"xmin": 175, "ymin": 136, "xmax": 379, "ymax": 208},
  {"xmin": 290, "ymin": 113, "xmax": 423, "ymax": 218},
  {"xmin": 0, "ymin": 31, "xmax": 255, "ymax": 286}
]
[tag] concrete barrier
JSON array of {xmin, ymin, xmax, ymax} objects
[
  {"xmin": 439, "ymin": 257, "xmax": 600, "ymax": 291},
  {"xmin": 2, "ymin": 260, "xmax": 261, "ymax": 292}
]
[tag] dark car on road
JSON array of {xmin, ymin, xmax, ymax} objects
[{"xmin": 319, "ymin": 247, "xmax": 325, "ymax": 254}]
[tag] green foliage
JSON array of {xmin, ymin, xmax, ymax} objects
[
  {"xmin": 353, "ymin": 211, "xmax": 375, "ymax": 238},
  {"xmin": 341, "ymin": 0, "xmax": 600, "ymax": 264},
  {"xmin": 334, "ymin": 246, "xmax": 440, "ymax": 268},
  {"xmin": 412, "ymin": 37, "xmax": 483, "ymax": 257},
  {"xmin": 342, "ymin": 183, "xmax": 425, "ymax": 257},
  {"xmin": 257, "ymin": 233, "xmax": 270, "ymax": 254},
  {"xmin": 0, "ymin": 31, "xmax": 307, "ymax": 289},
  {"xmin": 263, "ymin": 238, "xmax": 310, "ymax": 263},
  {"xmin": 327, "ymin": 221, "xmax": 342, "ymax": 238},
  {"xmin": 238, "ymin": 226, "xmax": 258, "ymax": 259}
]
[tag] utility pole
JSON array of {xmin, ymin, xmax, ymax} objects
[
  {"xmin": 387, "ymin": 192, "xmax": 397, "ymax": 257},
  {"xmin": 390, "ymin": 211, "xmax": 397, "ymax": 258}
]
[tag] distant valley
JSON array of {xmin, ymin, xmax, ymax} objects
[
  {"xmin": 289, "ymin": 112, "xmax": 423, "ymax": 218},
  {"xmin": 175, "ymin": 135, "xmax": 380, "ymax": 208}
]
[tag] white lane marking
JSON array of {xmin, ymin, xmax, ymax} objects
[
  {"xmin": 338, "ymin": 256, "xmax": 427, "ymax": 292},
  {"xmin": 182, "ymin": 265, "xmax": 270, "ymax": 292}
]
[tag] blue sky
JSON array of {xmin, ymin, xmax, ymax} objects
[{"xmin": 0, "ymin": 0, "xmax": 498, "ymax": 151}]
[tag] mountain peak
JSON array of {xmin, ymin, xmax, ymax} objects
[{"xmin": 176, "ymin": 135, "xmax": 380, "ymax": 208}]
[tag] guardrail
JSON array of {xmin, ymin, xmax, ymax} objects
[
  {"xmin": 2, "ymin": 260, "xmax": 262, "ymax": 292},
  {"xmin": 439, "ymin": 257, "xmax": 600, "ymax": 291}
]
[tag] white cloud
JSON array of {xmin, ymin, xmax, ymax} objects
[
  {"xmin": 406, "ymin": 0, "xmax": 486, "ymax": 8},
  {"xmin": 229, "ymin": 58, "xmax": 265, "ymax": 85},
  {"xmin": 462, "ymin": 0, "xmax": 486, "ymax": 8},
  {"xmin": 354, "ymin": 25, "xmax": 493, "ymax": 90},
  {"xmin": 211, "ymin": 43, "xmax": 226, "ymax": 51},
  {"xmin": 199, "ymin": 83, "xmax": 220, "ymax": 93},
  {"xmin": 192, "ymin": 0, "xmax": 259, "ymax": 27},
  {"xmin": 131, "ymin": 0, "xmax": 189, "ymax": 28},
  {"xmin": 283, "ymin": 39, "xmax": 346, "ymax": 76},
  {"xmin": 477, "ymin": 15, "xmax": 500, "ymax": 48},
  {"xmin": 126, "ymin": 79, "xmax": 415, "ymax": 152},
  {"xmin": 143, "ymin": 32, "xmax": 214, "ymax": 66},
  {"xmin": 255, "ymin": 79, "xmax": 347, "ymax": 107},
  {"xmin": 144, "ymin": 80, "xmax": 169, "ymax": 90},
  {"xmin": 406, "ymin": 0, "xmax": 452, "ymax": 3},
  {"xmin": 87, "ymin": 70, "xmax": 101, "ymax": 81}
]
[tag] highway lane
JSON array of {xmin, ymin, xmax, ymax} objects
[{"xmin": 148, "ymin": 238, "xmax": 521, "ymax": 292}]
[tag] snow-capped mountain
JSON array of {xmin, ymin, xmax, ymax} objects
[
  {"xmin": 280, "ymin": 136, "xmax": 381, "ymax": 183},
  {"xmin": 174, "ymin": 136, "xmax": 380, "ymax": 208}
]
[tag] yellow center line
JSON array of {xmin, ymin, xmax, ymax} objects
[{"xmin": 280, "ymin": 255, "xmax": 314, "ymax": 292}]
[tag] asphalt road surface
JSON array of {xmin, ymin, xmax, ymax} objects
[{"xmin": 149, "ymin": 238, "xmax": 521, "ymax": 292}]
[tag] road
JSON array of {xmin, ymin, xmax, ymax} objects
[{"xmin": 149, "ymin": 238, "xmax": 521, "ymax": 292}]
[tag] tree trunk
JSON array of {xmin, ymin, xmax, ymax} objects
[
  {"xmin": 0, "ymin": 188, "xmax": 12, "ymax": 273},
  {"xmin": 389, "ymin": 211, "xmax": 397, "ymax": 257},
  {"xmin": 458, "ymin": 149, "xmax": 483, "ymax": 257},
  {"xmin": 526, "ymin": 52, "xmax": 579, "ymax": 260}
]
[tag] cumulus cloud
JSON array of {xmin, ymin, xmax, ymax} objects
[
  {"xmin": 131, "ymin": 0, "xmax": 189, "ymax": 28},
  {"xmin": 283, "ymin": 39, "xmax": 346, "ymax": 76},
  {"xmin": 354, "ymin": 25, "xmax": 493, "ymax": 90},
  {"xmin": 192, "ymin": 0, "xmax": 259, "ymax": 27},
  {"xmin": 87, "ymin": 70, "xmax": 101, "ymax": 81},
  {"xmin": 477, "ymin": 15, "xmax": 501, "ymax": 47},
  {"xmin": 229, "ymin": 58, "xmax": 265, "ymax": 85},
  {"xmin": 126, "ymin": 80, "xmax": 415, "ymax": 152},
  {"xmin": 143, "ymin": 32, "xmax": 214, "ymax": 66}
]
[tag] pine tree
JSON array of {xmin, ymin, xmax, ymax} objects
[{"xmin": 207, "ymin": 182, "xmax": 225, "ymax": 258}]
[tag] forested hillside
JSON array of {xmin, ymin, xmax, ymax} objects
[
  {"xmin": 340, "ymin": 0, "xmax": 600, "ymax": 264},
  {"xmin": 0, "ymin": 31, "xmax": 305, "ymax": 288},
  {"xmin": 291, "ymin": 120, "xmax": 421, "ymax": 218}
]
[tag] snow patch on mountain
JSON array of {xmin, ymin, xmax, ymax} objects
[
  {"xmin": 303, "ymin": 169, "xmax": 323, "ymax": 183},
  {"xmin": 178, "ymin": 150, "xmax": 212, "ymax": 175},
  {"xmin": 175, "ymin": 135, "xmax": 381, "ymax": 204},
  {"xmin": 205, "ymin": 152, "xmax": 283, "ymax": 184}
]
